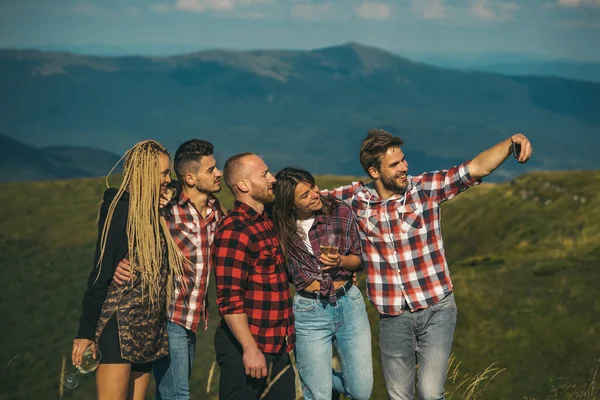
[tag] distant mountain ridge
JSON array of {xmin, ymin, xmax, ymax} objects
[
  {"xmin": 0, "ymin": 133, "xmax": 120, "ymax": 182},
  {"xmin": 402, "ymin": 52, "xmax": 600, "ymax": 83},
  {"xmin": 1, "ymin": 42, "xmax": 598, "ymax": 179}
]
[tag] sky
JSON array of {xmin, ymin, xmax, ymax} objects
[{"xmin": 1, "ymin": 0, "xmax": 599, "ymax": 61}]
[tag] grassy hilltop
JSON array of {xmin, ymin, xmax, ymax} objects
[{"xmin": 1, "ymin": 171, "xmax": 599, "ymax": 399}]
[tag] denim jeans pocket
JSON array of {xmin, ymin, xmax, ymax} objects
[
  {"xmin": 347, "ymin": 285, "xmax": 363, "ymax": 301},
  {"xmin": 293, "ymin": 294, "xmax": 316, "ymax": 313},
  {"xmin": 431, "ymin": 292, "xmax": 456, "ymax": 312}
]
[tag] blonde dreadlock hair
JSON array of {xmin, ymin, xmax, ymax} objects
[{"xmin": 96, "ymin": 140, "xmax": 188, "ymax": 310}]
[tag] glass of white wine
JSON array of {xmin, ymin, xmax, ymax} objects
[
  {"xmin": 320, "ymin": 232, "xmax": 340, "ymax": 259},
  {"xmin": 63, "ymin": 345, "xmax": 102, "ymax": 389}
]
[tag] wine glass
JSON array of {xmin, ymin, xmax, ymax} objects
[
  {"xmin": 63, "ymin": 345, "xmax": 102, "ymax": 389},
  {"xmin": 320, "ymin": 232, "xmax": 340, "ymax": 259}
]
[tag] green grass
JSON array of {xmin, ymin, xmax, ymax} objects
[{"xmin": 1, "ymin": 171, "xmax": 599, "ymax": 399}]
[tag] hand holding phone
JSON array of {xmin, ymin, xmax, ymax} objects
[{"xmin": 512, "ymin": 141, "xmax": 521, "ymax": 159}]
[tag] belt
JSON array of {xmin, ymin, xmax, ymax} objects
[{"xmin": 297, "ymin": 280, "xmax": 353, "ymax": 300}]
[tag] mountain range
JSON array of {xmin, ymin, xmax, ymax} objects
[
  {"xmin": 0, "ymin": 133, "xmax": 120, "ymax": 182},
  {"xmin": 1, "ymin": 42, "xmax": 599, "ymax": 181},
  {"xmin": 401, "ymin": 51, "xmax": 600, "ymax": 83}
]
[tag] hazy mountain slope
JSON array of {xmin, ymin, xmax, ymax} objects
[
  {"xmin": 0, "ymin": 133, "xmax": 120, "ymax": 181},
  {"xmin": 0, "ymin": 43, "xmax": 598, "ymax": 179}
]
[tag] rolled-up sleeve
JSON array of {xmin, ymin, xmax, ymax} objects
[
  {"xmin": 212, "ymin": 224, "xmax": 253, "ymax": 316},
  {"xmin": 420, "ymin": 161, "xmax": 480, "ymax": 204}
]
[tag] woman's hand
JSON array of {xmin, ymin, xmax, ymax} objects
[
  {"xmin": 71, "ymin": 339, "xmax": 96, "ymax": 367},
  {"xmin": 319, "ymin": 253, "xmax": 342, "ymax": 271}
]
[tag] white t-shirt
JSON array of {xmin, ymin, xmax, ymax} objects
[{"xmin": 297, "ymin": 217, "xmax": 315, "ymax": 255}]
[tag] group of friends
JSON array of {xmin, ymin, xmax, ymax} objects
[{"xmin": 71, "ymin": 128, "xmax": 533, "ymax": 400}]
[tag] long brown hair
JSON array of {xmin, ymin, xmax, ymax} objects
[
  {"xmin": 97, "ymin": 140, "xmax": 188, "ymax": 309},
  {"xmin": 273, "ymin": 167, "xmax": 338, "ymax": 260}
]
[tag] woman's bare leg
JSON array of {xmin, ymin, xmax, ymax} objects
[
  {"xmin": 96, "ymin": 363, "xmax": 131, "ymax": 400},
  {"xmin": 127, "ymin": 370, "xmax": 151, "ymax": 400}
]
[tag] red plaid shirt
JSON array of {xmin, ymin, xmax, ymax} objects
[
  {"xmin": 326, "ymin": 162, "xmax": 479, "ymax": 315},
  {"xmin": 164, "ymin": 192, "xmax": 224, "ymax": 333},
  {"xmin": 212, "ymin": 201, "xmax": 295, "ymax": 354}
]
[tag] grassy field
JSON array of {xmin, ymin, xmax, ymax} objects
[{"xmin": 1, "ymin": 171, "xmax": 599, "ymax": 399}]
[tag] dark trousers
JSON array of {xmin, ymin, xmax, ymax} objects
[{"xmin": 214, "ymin": 324, "xmax": 296, "ymax": 400}]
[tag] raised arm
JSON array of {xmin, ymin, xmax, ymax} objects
[{"xmin": 468, "ymin": 133, "xmax": 532, "ymax": 180}]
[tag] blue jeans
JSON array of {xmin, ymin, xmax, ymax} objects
[
  {"xmin": 293, "ymin": 285, "xmax": 373, "ymax": 400},
  {"xmin": 379, "ymin": 292, "xmax": 457, "ymax": 400},
  {"xmin": 153, "ymin": 321, "xmax": 197, "ymax": 400}
]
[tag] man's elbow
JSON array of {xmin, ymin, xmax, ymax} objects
[{"xmin": 467, "ymin": 161, "xmax": 488, "ymax": 180}]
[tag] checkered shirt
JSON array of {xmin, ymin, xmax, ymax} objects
[
  {"xmin": 285, "ymin": 201, "xmax": 361, "ymax": 303},
  {"xmin": 326, "ymin": 162, "xmax": 479, "ymax": 315},
  {"xmin": 164, "ymin": 192, "xmax": 224, "ymax": 333},
  {"xmin": 212, "ymin": 201, "xmax": 295, "ymax": 354}
]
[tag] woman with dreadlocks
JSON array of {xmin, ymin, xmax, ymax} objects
[
  {"xmin": 273, "ymin": 167, "xmax": 373, "ymax": 400},
  {"xmin": 71, "ymin": 140, "xmax": 188, "ymax": 399}
]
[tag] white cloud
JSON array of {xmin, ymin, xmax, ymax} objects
[
  {"xmin": 169, "ymin": 0, "xmax": 271, "ymax": 13},
  {"xmin": 556, "ymin": 0, "xmax": 600, "ymax": 7},
  {"xmin": 470, "ymin": 0, "xmax": 519, "ymax": 21},
  {"xmin": 71, "ymin": 1, "xmax": 100, "ymax": 15},
  {"xmin": 411, "ymin": 0, "xmax": 447, "ymax": 20},
  {"xmin": 150, "ymin": 3, "xmax": 172, "ymax": 13},
  {"xmin": 355, "ymin": 2, "xmax": 392, "ymax": 20},
  {"xmin": 175, "ymin": 0, "xmax": 235, "ymax": 12},
  {"xmin": 290, "ymin": 2, "xmax": 335, "ymax": 21}
]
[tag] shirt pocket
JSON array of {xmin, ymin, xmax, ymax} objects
[
  {"xmin": 357, "ymin": 209, "xmax": 381, "ymax": 236},
  {"xmin": 173, "ymin": 222, "xmax": 200, "ymax": 248},
  {"xmin": 254, "ymin": 244, "xmax": 277, "ymax": 274},
  {"xmin": 397, "ymin": 204, "xmax": 424, "ymax": 234}
]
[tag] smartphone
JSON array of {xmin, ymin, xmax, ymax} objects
[{"xmin": 512, "ymin": 142, "xmax": 521, "ymax": 159}]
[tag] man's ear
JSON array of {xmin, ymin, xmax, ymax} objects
[
  {"xmin": 184, "ymin": 173, "xmax": 195, "ymax": 188},
  {"xmin": 368, "ymin": 166, "xmax": 380, "ymax": 180},
  {"xmin": 237, "ymin": 179, "xmax": 250, "ymax": 194}
]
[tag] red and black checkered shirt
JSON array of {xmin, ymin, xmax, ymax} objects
[
  {"xmin": 164, "ymin": 192, "xmax": 224, "ymax": 333},
  {"xmin": 212, "ymin": 201, "xmax": 295, "ymax": 354},
  {"xmin": 326, "ymin": 162, "xmax": 479, "ymax": 315}
]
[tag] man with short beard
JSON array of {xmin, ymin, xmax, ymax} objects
[
  {"xmin": 212, "ymin": 152, "xmax": 296, "ymax": 400},
  {"xmin": 113, "ymin": 139, "xmax": 224, "ymax": 400},
  {"xmin": 325, "ymin": 129, "xmax": 532, "ymax": 400}
]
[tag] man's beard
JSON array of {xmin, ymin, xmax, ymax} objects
[
  {"xmin": 196, "ymin": 180, "xmax": 221, "ymax": 194},
  {"xmin": 380, "ymin": 173, "xmax": 408, "ymax": 195},
  {"xmin": 251, "ymin": 186, "xmax": 275, "ymax": 204}
]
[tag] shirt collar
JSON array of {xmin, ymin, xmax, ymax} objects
[
  {"xmin": 176, "ymin": 192, "xmax": 218, "ymax": 215},
  {"xmin": 359, "ymin": 178, "xmax": 413, "ymax": 203},
  {"xmin": 176, "ymin": 191, "xmax": 192, "ymax": 207},
  {"xmin": 234, "ymin": 200, "xmax": 268, "ymax": 221}
]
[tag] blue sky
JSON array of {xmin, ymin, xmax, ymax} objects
[{"xmin": 1, "ymin": 0, "xmax": 599, "ymax": 60}]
